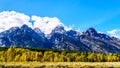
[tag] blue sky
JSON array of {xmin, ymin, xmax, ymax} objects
[{"xmin": 0, "ymin": 0, "xmax": 120, "ymax": 34}]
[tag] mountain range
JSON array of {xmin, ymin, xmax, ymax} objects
[{"xmin": 0, "ymin": 24, "xmax": 120, "ymax": 53}]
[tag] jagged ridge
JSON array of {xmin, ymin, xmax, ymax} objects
[{"xmin": 0, "ymin": 25, "xmax": 120, "ymax": 53}]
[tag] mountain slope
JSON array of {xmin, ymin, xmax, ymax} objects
[
  {"xmin": 0, "ymin": 25, "xmax": 120, "ymax": 53},
  {"xmin": 49, "ymin": 26, "xmax": 91, "ymax": 51},
  {"xmin": 0, "ymin": 25, "xmax": 51, "ymax": 48},
  {"xmin": 80, "ymin": 28, "xmax": 120, "ymax": 53}
]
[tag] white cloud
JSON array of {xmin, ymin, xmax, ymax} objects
[
  {"xmin": 0, "ymin": 11, "xmax": 73, "ymax": 34},
  {"xmin": 32, "ymin": 16, "xmax": 64, "ymax": 34},
  {"xmin": 32, "ymin": 15, "xmax": 73, "ymax": 34},
  {"xmin": 107, "ymin": 29, "xmax": 120, "ymax": 38},
  {"xmin": 0, "ymin": 11, "xmax": 33, "ymax": 32}
]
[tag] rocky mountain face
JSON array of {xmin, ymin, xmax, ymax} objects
[
  {"xmin": 49, "ymin": 26, "xmax": 91, "ymax": 51},
  {"xmin": 0, "ymin": 25, "xmax": 120, "ymax": 53},
  {"xmin": 0, "ymin": 25, "xmax": 51, "ymax": 48},
  {"xmin": 80, "ymin": 28, "xmax": 120, "ymax": 53}
]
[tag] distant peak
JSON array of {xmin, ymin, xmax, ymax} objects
[
  {"xmin": 51, "ymin": 25, "xmax": 65, "ymax": 34},
  {"xmin": 86, "ymin": 27, "xmax": 97, "ymax": 33},
  {"xmin": 34, "ymin": 28, "xmax": 41, "ymax": 31},
  {"xmin": 34, "ymin": 28, "xmax": 42, "ymax": 33},
  {"xmin": 20, "ymin": 24, "xmax": 33, "ymax": 32},
  {"xmin": 21, "ymin": 24, "xmax": 29, "ymax": 29},
  {"xmin": 54, "ymin": 25, "xmax": 64, "ymax": 30},
  {"xmin": 87, "ymin": 27, "xmax": 96, "ymax": 31},
  {"xmin": 9, "ymin": 27, "xmax": 19, "ymax": 30},
  {"xmin": 53, "ymin": 26, "xmax": 65, "ymax": 32},
  {"xmin": 84, "ymin": 27, "xmax": 98, "ymax": 36}
]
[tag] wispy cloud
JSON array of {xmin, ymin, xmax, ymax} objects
[
  {"xmin": 107, "ymin": 29, "xmax": 120, "ymax": 38},
  {"xmin": 0, "ymin": 11, "xmax": 73, "ymax": 34}
]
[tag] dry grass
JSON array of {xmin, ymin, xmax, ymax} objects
[{"xmin": 0, "ymin": 62, "xmax": 120, "ymax": 68}]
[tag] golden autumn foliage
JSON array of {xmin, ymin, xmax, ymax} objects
[{"xmin": 0, "ymin": 46, "xmax": 120, "ymax": 62}]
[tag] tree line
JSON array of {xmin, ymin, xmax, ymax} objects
[{"xmin": 0, "ymin": 46, "xmax": 120, "ymax": 62}]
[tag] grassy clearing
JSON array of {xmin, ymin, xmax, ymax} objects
[{"xmin": 0, "ymin": 62, "xmax": 120, "ymax": 68}]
